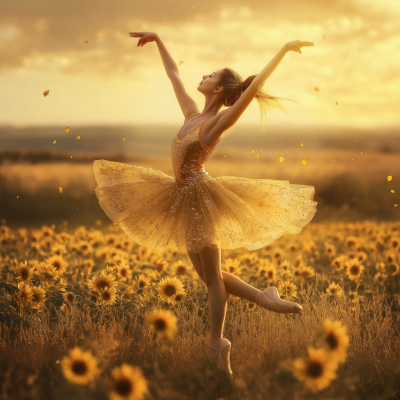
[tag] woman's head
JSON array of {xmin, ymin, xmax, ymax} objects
[{"xmin": 198, "ymin": 67, "xmax": 297, "ymax": 131}]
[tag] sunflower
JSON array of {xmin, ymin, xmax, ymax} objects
[
  {"xmin": 374, "ymin": 272, "xmax": 388, "ymax": 285},
  {"xmin": 135, "ymin": 274, "xmax": 151, "ymax": 290},
  {"xmin": 61, "ymin": 346, "xmax": 99, "ymax": 385},
  {"xmin": 386, "ymin": 251, "xmax": 396, "ymax": 264},
  {"xmin": 63, "ymin": 291, "xmax": 76, "ymax": 304},
  {"xmin": 375, "ymin": 262, "xmax": 386, "ymax": 273},
  {"xmin": 44, "ymin": 255, "xmax": 69, "ymax": 275},
  {"xmin": 137, "ymin": 246, "xmax": 153, "ymax": 261},
  {"xmin": 288, "ymin": 242, "xmax": 300, "ymax": 252},
  {"xmin": 264, "ymin": 266, "xmax": 276, "ymax": 282},
  {"xmin": 345, "ymin": 236, "xmax": 359, "ymax": 250},
  {"xmin": 146, "ymin": 309, "xmax": 178, "ymax": 340},
  {"xmin": 117, "ymin": 263, "xmax": 132, "ymax": 280},
  {"xmin": 31, "ymin": 285, "xmax": 47, "ymax": 309},
  {"xmin": 389, "ymin": 237, "xmax": 399, "ymax": 251},
  {"xmin": 293, "ymin": 347, "xmax": 338, "ymax": 393},
  {"xmin": 99, "ymin": 287, "xmax": 117, "ymax": 305},
  {"xmin": 172, "ymin": 291, "xmax": 187, "ymax": 303},
  {"xmin": 173, "ymin": 260, "xmax": 190, "ymax": 276},
  {"xmin": 76, "ymin": 240, "xmax": 93, "ymax": 256},
  {"xmin": 300, "ymin": 266, "xmax": 315, "ymax": 280},
  {"xmin": 322, "ymin": 319, "xmax": 349, "ymax": 363},
  {"xmin": 222, "ymin": 257, "xmax": 241, "ymax": 271},
  {"xmin": 386, "ymin": 262, "xmax": 399, "ymax": 276},
  {"xmin": 109, "ymin": 363, "xmax": 148, "ymax": 400},
  {"xmin": 14, "ymin": 283, "xmax": 33, "ymax": 308},
  {"xmin": 277, "ymin": 281, "xmax": 298, "ymax": 300},
  {"xmin": 345, "ymin": 259, "xmax": 364, "ymax": 281},
  {"xmin": 83, "ymin": 258, "xmax": 95, "ymax": 275},
  {"xmin": 245, "ymin": 301, "xmax": 257, "ymax": 312},
  {"xmin": 273, "ymin": 249, "xmax": 283, "ymax": 263},
  {"xmin": 325, "ymin": 244, "xmax": 336, "ymax": 257},
  {"xmin": 12, "ymin": 260, "xmax": 35, "ymax": 284},
  {"xmin": 87, "ymin": 271, "xmax": 116, "ymax": 293},
  {"xmin": 34, "ymin": 263, "xmax": 59, "ymax": 287},
  {"xmin": 157, "ymin": 277, "xmax": 185, "ymax": 303},
  {"xmin": 331, "ymin": 255, "xmax": 346, "ymax": 271},
  {"xmin": 326, "ymin": 282, "xmax": 342, "ymax": 298},
  {"xmin": 153, "ymin": 258, "xmax": 169, "ymax": 273}
]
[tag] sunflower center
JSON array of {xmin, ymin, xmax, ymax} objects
[
  {"xmin": 21, "ymin": 268, "xmax": 29, "ymax": 280},
  {"xmin": 71, "ymin": 360, "xmax": 88, "ymax": 375},
  {"xmin": 102, "ymin": 291, "xmax": 111, "ymax": 300},
  {"xmin": 97, "ymin": 280, "xmax": 109, "ymax": 290},
  {"xmin": 54, "ymin": 262, "xmax": 61, "ymax": 270},
  {"xmin": 115, "ymin": 378, "xmax": 133, "ymax": 396},
  {"xmin": 67, "ymin": 294, "xmax": 74, "ymax": 302},
  {"xmin": 326, "ymin": 332, "xmax": 339, "ymax": 350},
  {"xmin": 33, "ymin": 293, "xmax": 40, "ymax": 302},
  {"xmin": 177, "ymin": 266, "xmax": 186, "ymax": 274},
  {"xmin": 154, "ymin": 318, "xmax": 167, "ymax": 331},
  {"xmin": 139, "ymin": 281, "xmax": 145, "ymax": 288},
  {"xmin": 82, "ymin": 245, "xmax": 88, "ymax": 250},
  {"xmin": 268, "ymin": 271, "xmax": 273, "ymax": 278},
  {"xmin": 175, "ymin": 295, "xmax": 182, "ymax": 301},
  {"xmin": 350, "ymin": 265, "xmax": 360, "ymax": 275},
  {"xmin": 306, "ymin": 360, "xmax": 323, "ymax": 378},
  {"xmin": 164, "ymin": 285, "xmax": 176, "ymax": 297},
  {"xmin": 120, "ymin": 269, "xmax": 127, "ymax": 277}
]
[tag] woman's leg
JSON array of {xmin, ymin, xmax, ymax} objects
[{"xmin": 188, "ymin": 251, "xmax": 261, "ymax": 303}]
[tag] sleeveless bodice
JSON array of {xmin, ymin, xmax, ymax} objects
[{"xmin": 171, "ymin": 113, "xmax": 220, "ymax": 190}]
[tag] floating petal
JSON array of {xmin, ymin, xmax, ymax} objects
[
  {"xmin": 279, "ymin": 156, "xmax": 285, "ymax": 162},
  {"xmin": 59, "ymin": 187, "xmax": 63, "ymax": 193},
  {"xmin": 43, "ymin": 90, "xmax": 49, "ymax": 97},
  {"xmin": 65, "ymin": 126, "xmax": 70, "ymax": 134},
  {"xmin": 387, "ymin": 175, "xmax": 393, "ymax": 181}
]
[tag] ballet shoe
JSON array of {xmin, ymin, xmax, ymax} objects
[
  {"xmin": 217, "ymin": 338, "xmax": 233, "ymax": 383},
  {"xmin": 256, "ymin": 286, "xmax": 303, "ymax": 314}
]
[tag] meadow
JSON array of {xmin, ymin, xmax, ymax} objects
[{"xmin": 1, "ymin": 220, "xmax": 400, "ymax": 400}]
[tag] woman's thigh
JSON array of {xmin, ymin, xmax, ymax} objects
[{"xmin": 198, "ymin": 246, "xmax": 223, "ymax": 286}]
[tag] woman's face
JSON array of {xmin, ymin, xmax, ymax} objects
[{"xmin": 197, "ymin": 70, "xmax": 221, "ymax": 93}]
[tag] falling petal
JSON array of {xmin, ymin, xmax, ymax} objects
[
  {"xmin": 123, "ymin": 138, "xmax": 126, "ymax": 141},
  {"xmin": 260, "ymin": 149, "xmax": 263, "ymax": 152},
  {"xmin": 279, "ymin": 156, "xmax": 285, "ymax": 162},
  {"xmin": 300, "ymin": 142, "xmax": 304, "ymax": 146},
  {"xmin": 251, "ymin": 150, "xmax": 254, "ymax": 154},
  {"xmin": 268, "ymin": 168, "xmax": 271, "ymax": 172},
  {"xmin": 84, "ymin": 38, "xmax": 89, "ymax": 44},
  {"xmin": 76, "ymin": 136, "xmax": 81, "ymax": 140},
  {"xmin": 59, "ymin": 187, "xmax": 63, "ymax": 193},
  {"xmin": 256, "ymin": 154, "xmax": 259, "ymax": 159},
  {"xmin": 391, "ymin": 190, "xmax": 395, "ymax": 193},
  {"xmin": 99, "ymin": 33, "xmax": 102, "ymax": 36},
  {"xmin": 43, "ymin": 90, "xmax": 50, "ymax": 97},
  {"xmin": 314, "ymin": 87, "xmax": 319, "ymax": 91},
  {"xmin": 301, "ymin": 159, "xmax": 308, "ymax": 166},
  {"xmin": 361, "ymin": 152, "xmax": 363, "ymax": 154},
  {"xmin": 286, "ymin": 150, "xmax": 289, "ymax": 153},
  {"xmin": 303, "ymin": 155, "xmax": 308, "ymax": 160},
  {"xmin": 323, "ymin": 34, "xmax": 326, "ymax": 39},
  {"xmin": 65, "ymin": 126, "xmax": 70, "ymax": 134},
  {"xmin": 53, "ymin": 140, "xmax": 56, "ymax": 144},
  {"xmin": 395, "ymin": 204, "xmax": 398, "ymax": 207},
  {"xmin": 17, "ymin": 196, "xmax": 19, "ymax": 199},
  {"xmin": 336, "ymin": 101, "xmax": 338, "ymax": 105},
  {"xmin": 387, "ymin": 175, "xmax": 393, "ymax": 181},
  {"xmin": 177, "ymin": 60, "xmax": 184, "ymax": 66}
]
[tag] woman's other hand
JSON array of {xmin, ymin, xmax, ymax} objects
[
  {"xmin": 129, "ymin": 31, "xmax": 159, "ymax": 47},
  {"xmin": 284, "ymin": 40, "xmax": 315, "ymax": 54}
]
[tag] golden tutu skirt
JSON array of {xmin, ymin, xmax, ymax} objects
[{"xmin": 93, "ymin": 160, "xmax": 317, "ymax": 254}]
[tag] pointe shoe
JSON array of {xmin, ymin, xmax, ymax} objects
[
  {"xmin": 217, "ymin": 338, "xmax": 233, "ymax": 383},
  {"xmin": 256, "ymin": 286, "xmax": 303, "ymax": 314}
]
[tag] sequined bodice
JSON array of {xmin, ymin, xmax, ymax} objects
[{"xmin": 171, "ymin": 112, "xmax": 220, "ymax": 190}]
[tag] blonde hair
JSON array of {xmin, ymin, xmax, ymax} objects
[{"xmin": 219, "ymin": 67, "xmax": 299, "ymax": 131}]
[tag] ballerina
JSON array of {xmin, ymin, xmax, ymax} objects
[{"xmin": 93, "ymin": 32, "xmax": 316, "ymax": 383}]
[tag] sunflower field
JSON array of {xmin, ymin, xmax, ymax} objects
[{"xmin": 0, "ymin": 220, "xmax": 400, "ymax": 400}]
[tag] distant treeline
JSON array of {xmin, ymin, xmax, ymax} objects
[{"xmin": 0, "ymin": 151, "xmax": 146, "ymax": 165}]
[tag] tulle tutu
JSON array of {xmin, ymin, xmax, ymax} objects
[{"xmin": 93, "ymin": 160, "xmax": 317, "ymax": 254}]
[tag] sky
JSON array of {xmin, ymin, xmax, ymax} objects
[{"xmin": 1, "ymin": 0, "xmax": 399, "ymax": 128}]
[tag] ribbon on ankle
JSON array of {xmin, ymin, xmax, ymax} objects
[{"xmin": 208, "ymin": 332, "xmax": 223, "ymax": 350}]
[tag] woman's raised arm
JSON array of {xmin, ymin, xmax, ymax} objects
[{"xmin": 129, "ymin": 31, "xmax": 179, "ymax": 78}]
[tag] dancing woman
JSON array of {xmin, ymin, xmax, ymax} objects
[{"xmin": 93, "ymin": 32, "xmax": 316, "ymax": 382}]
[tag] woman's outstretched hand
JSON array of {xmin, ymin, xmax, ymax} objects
[
  {"xmin": 129, "ymin": 31, "xmax": 159, "ymax": 47},
  {"xmin": 284, "ymin": 40, "xmax": 315, "ymax": 54}
]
